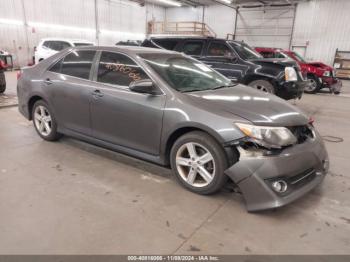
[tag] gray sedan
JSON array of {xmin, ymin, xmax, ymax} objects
[{"xmin": 17, "ymin": 46, "xmax": 329, "ymax": 212}]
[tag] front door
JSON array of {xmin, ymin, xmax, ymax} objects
[
  {"xmin": 90, "ymin": 51, "xmax": 166, "ymax": 155},
  {"xmin": 200, "ymin": 41, "xmax": 244, "ymax": 82}
]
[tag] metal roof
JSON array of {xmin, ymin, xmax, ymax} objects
[{"xmin": 141, "ymin": 0, "xmax": 309, "ymax": 8}]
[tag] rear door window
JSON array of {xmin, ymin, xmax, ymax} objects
[
  {"xmin": 48, "ymin": 59, "xmax": 63, "ymax": 73},
  {"xmin": 182, "ymin": 41, "xmax": 204, "ymax": 56},
  {"xmin": 60, "ymin": 50, "xmax": 96, "ymax": 79},
  {"xmin": 97, "ymin": 51, "xmax": 148, "ymax": 86},
  {"xmin": 153, "ymin": 39, "xmax": 179, "ymax": 50}
]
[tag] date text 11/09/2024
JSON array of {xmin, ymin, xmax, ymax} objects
[{"xmin": 127, "ymin": 255, "xmax": 220, "ymax": 261}]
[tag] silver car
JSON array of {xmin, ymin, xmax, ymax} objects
[{"xmin": 17, "ymin": 46, "xmax": 329, "ymax": 212}]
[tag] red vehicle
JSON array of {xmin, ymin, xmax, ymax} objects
[{"xmin": 255, "ymin": 47, "xmax": 342, "ymax": 94}]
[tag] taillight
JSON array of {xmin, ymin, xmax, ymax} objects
[
  {"xmin": 0, "ymin": 60, "xmax": 4, "ymax": 69},
  {"xmin": 17, "ymin": 71, "xmax": 22, "ymax": 80}
]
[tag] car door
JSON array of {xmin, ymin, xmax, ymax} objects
[
  {"xmin": 201, "ymin": 41, "xmax": 244, "ymax": 82},
  {"xmin": 43, "ymin": 50, "xmax": 97, "ymax": 135},
  {"xmin": 89, "ymin": 51, "xmax": 166, "ymax": 156}
]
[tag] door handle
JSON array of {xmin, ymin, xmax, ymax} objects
[
  {"xmin": 92, "ymin": 89, "xmax": 104, "ymax": 98},
  {"xmin": 44, "ymin": 78, "xmax": 53, "ymax": 85}
]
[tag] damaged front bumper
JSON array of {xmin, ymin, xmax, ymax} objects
[
  {"xmin": 321, "ymin": 77, "xmax": 342, "ymax": 93},
  {"xmin": 225, "ymin": 132, "xmax": 329, "ymax": 212}
]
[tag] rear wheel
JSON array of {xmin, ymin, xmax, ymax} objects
[
  {"xmin": 248, "ymin": 79, "xmax": 275, "ymax": 94},
  {"xmin": 0, "ymin": 71, "xmax": 6, "ymax": 94},
  {"xmin": 305, "ymin": 74, "xmax": 321, "ymax": 94},
  {"xmin": 170, "ymin": 131, "xmax": 229, "ymax": 195},
  {"xmin": 32, "ymin": 100, "xmax": 62, "ymax": 141}
]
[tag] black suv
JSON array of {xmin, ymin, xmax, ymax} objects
[{"xmin": 142, "ymin": 37, "xmax": 307, "ymax": 100}]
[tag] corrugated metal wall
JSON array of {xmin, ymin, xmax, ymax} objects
[
  {"xmin": 0, "ymin": 0, "xmax": 165, "ymax": 67},
  {"xmin": 293, "ymin": 0, "xmax": 350, "ymax": 64},
  {"xmin": 165, "ymin": 6, "xmax": 203, "ymax": 23},
  {"xmin": 165, "ymin": 0, "xmax": 350, "ymax": 64},
  {"xmin": 165, "ymin": 5, "xmax": 235, "ymax": 39},
  {"xmin": 1, "ymin": 0, "xmax": 349, "ymax": 67}
]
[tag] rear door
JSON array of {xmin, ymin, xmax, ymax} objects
[
  {"xmin": 201, "ymin": 41, "xmax": 243, "ymax": 82},
  {"xmin": 89, "ymin": 51, "xmax": 166, "ymax": 155},
  {"xmin": 43, "ymin": 50, "xmax": 97, "ymax": 135}
]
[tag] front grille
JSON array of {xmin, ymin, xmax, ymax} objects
[{"xmin": 288, "ymin": 125, "xmax": 314, "ymax": 144}]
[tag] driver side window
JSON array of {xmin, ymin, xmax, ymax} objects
[{"xmin": 97, "ymin": 52, "xmax": 148, "ymax": 86}]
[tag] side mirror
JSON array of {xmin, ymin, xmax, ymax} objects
[{"xmin": 129, "ymin": 79, "xmax": 158, "ymax": 95}]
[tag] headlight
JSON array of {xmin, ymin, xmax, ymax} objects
[
  {"xmin": 285, "ymin": 67, "xmax": 298, "ymax": 82},
  {"xmin": 236, "ymin": 123, "xmax": 297, "ymax": 149},
  {"xmin": 323, "ymin": 71, "xmax": 331, "ymax": 77}
]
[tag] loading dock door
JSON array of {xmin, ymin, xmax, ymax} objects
[{"xmin": 235, "ymin": 6, "xmax": 296, "ymax": 49}]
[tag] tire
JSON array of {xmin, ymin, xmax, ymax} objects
[
  {"xmin": 170, "ymin": 131, "xmax": 229, "ymax": 195},
  {"xmin": 248, "ymin": 79, "xmax": 275, "ymax": 94},
  {"xmin": 305, "ymin": 74, "xmax": 321, "ymax": 94},
  {"xmin": 0, "ymin": 72, "xmax": 6, "ymax": 94},
  {"xmin": 32, "ymin": 100, "xmax": 62, "ymax": 141}
]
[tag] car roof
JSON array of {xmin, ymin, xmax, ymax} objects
[
  {"xmin": 148, "ymin": 36, "xmax": 239, "ymax": 43},
  {"xmin": 72, "ymin": 45, "xmax": 178, "ymax": 55},
  {"xmin": 40, "ymin": 38, "xmax": 94, "ymax": 43}
]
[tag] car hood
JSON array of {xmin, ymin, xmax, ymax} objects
[
  {"xmin": 307, "ymin": 62, "xmax": 334, "ymax": 71},
  {"xmin": 188, "ymin": 85, "xmax": 309, "ymax": 126},
  {"xmin": 249, "ymin": 58, "xmax": 298, "ymax": 68}
]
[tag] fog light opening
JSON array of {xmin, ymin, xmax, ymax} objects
[{"xmin": 272, "ymin": 180, "xmax": 288, "ymax": 193}]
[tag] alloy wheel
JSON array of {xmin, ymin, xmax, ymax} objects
[
  {"xmin": 34, "ymin": 105, "xmax": 52, "ymax": 136},
  {"xmin": 175, "ymin": 142, "xmax": 215, "ymax": 187},
  {"xmin": 251, "ymin": 84, "xmax": 270, "ymax": 93},
  {"xmin": 305, "ymin": 78, "xmax": 317, "ymax": 92}
]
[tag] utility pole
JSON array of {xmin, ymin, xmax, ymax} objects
[
  {"xmin": 94, "ymin": 0, "xmax": 100, "ymax": 45},
  {"xmin": 20, "ymin": 0, "xmax": 31, "ymax": 66},
  {"xmin": 233, "ymin": 7, "xmax": 239, "ymax": 40}
]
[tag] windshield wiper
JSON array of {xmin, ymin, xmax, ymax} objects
[
  {"xmin": 181, "ymin": 88, "xmax": 204, "ymax": 93},
  {"xmin": 212, "ymin": 84, "xmax": 237, "ymax": 90}
]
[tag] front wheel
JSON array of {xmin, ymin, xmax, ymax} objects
[
  {"xmin": 170, "ymin": 131, "xmax": 229, "ymax": 195},
  {"xmin": 0, "ymin": 72, "xmax": 6, "ymax": 93},
  {"xmin": 248, "ymin": 79, "xmax": 275, "ymax": 94},
  {"xmin": 305, "ymin": 75, "xmax": 321, "ymax": 94},
  {"xmin": 32, "ymin": 100, "xmax": 62, "ymax": 141}
]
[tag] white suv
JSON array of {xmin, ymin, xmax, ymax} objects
[{"xmin": 34, "ymin": 38, "xmax": 95, "ymax": 64}]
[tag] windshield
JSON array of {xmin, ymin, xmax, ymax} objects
[
  {"xmin": 228, "ymin": 41, "xmax": 262, "ymax": 60},
  {"xmin": 291, "ymin": 51, "xmax": 306, "ymax": 63},
  {"xmin": 140, "ymin": 53, "xmax": 233, "ymax": 93}
]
